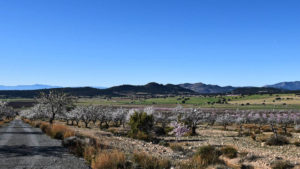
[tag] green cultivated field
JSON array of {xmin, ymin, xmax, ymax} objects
[
  {"xmin": 2, "ymin": 94, "xmax": 299, "ymax": 110},
  {"xmin": 78, "ymin": 94, "xmax": 300, "ymax": 110}
]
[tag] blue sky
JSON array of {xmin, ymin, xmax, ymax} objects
[{"xmin": 0, "ymin": 0, "xmax": 299, "ymax": 87}]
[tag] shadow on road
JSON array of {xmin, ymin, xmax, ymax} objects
[
  {"xmin": 0, "ymin": 132, "xmax": 43, "ymax": 135},
  {"xmin": 5, "ymin": 127, "xmax": 34, "ymax": 129},
  {"xmin": 0, "ymin": 145, "xmax": 67, "ymax": 158}
]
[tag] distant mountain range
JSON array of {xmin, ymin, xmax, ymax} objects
[
  {"xmin": 0, "ymin": 81, "xmax": 299, "ymax": 98},
  {"xmin": 179, "ymin": 81, "xmax": 300, "ymax": 94},
  {"xmin": 265, "ymin": 81, "xmax": 300, "ymax": 91},
  {"xmin": 0, "ymin": 82, "xmax": 196, "ymax": 98},
  {"xmin": 0, "ymin": 84, "xmax": 61, "ymax": 90},
  {"xmin": 0, "ymin": 84, "xmax": 107, "ymax": 90}
]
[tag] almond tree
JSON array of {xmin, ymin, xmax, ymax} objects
[
  {"xmin": 216, "ymin": 111, "xmax": 234, "ymax": 130},
  {"xmin": 78, "ymin": 106, "xmax": 94, "ymax": 128},
  {"xmin": 181, "ymin": 108, "xmax": 205, "ymax": 136},
  {"xmin": 0, "ymin": 101, "xmax": 14, "ymax": 120},
  {"xmin": 37, "ymin": 91, "xmax": 75, "ymax": 124},
  {"xmin": 154, "ymin": 111, "xmax": 176, "ymax": 132},
  {"xmin": 171, "ymin": 121, "xmax": 189, "ymax": 141}
]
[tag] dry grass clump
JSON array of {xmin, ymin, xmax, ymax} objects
[
  {"xmin": 23, "ymin": 120, "xmax": 76, "ymax": 140},
  {"xmin": 83, "ymin": 146, "xmax": 97, "ymax": 164},
  {"xmin": 50, "ymin": 124, "xmax": 75, "ymax": 139},
  {"xmin": 133, "ymin": 152, "xmax": 171, "ymax": 169},
  {"xmin": 0, "ymin": 119, "xmax": 10, "ymax": 126},
  {"xmin": 220, "ymin": 146, "xmax": 238, "ymax": 159},
  {"xmin": 37, "ymin": 122, "xmax": 76, "ymax": 140},
  {"xmin": 193, "ymin": 145, "xmax": 223, "ymax": 167},
  {"xmin": 179, "ymin": 145, "xmax": 236, "ymax": 169},
  {"xmin": 169, "ymin": 143, "xmax": 184, "ymax": 152},
  {"xmin": 92, "ymin": 150, "xmax": 126, "ymax": 169}
]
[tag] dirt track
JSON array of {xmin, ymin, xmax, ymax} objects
[{"xmin": 0, "ymin": 120, "xmax": 90, "ymax": 169}]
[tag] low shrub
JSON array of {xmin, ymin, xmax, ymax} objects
[
  {"xmin": 169, "ymin": 143, "xmax": 184, "ymax": 152},
  {"xmin": 135, "ymin": 131, "xmax": 151, "ymax": 141},
  {"xmin": 153, "ymin": 126, "xmax": 166, "ymax": 136},
  {"xmin": 107, "ymin": 128, "xmax": 117, "ymax": 134},
  {"xmin": 133, "ymin": 152, "xmax": 171, "ymax": 169},
  {"xmin": 92, "ymin": 150, "xmax": 126, "ymax": 169},
  {"xmin": 164, "ymin": 126, "xmax": 174, "ymax": 134},
  {"xmin": 294, "ymin": 141, "xmax": 300, "ymax": 147},
  {"xmin": 250, "ymin": 133, "xmax": 256, "ymax": 140},
  {"xmin": 278, "ymin": 131, "xmax": 293, "ymax": 137},
  {"xmin": 220, "ymin": 146, "xmax": 238, "ymax": 159},
  {"xmin": 69, "ymin": 139, "xmax": 85, "ymax": 157},
  {"xmin": 266, "ymin": 135, "xmax": 289, "ymax": 146},
  {"xmin": 158, "ymin": 140, "xmax": 169, "ymax": 147},
  {"xmin": 194, "ymin": 145, "xmax": 222, "ymax": 166},
  {"xmin": 241, "ymin": 164, "xmax": 254, "ymax": 169},
  {"xmin": 271, "ymin": 160, "xmax": 294, "ymax": 169},
  {"xmin": 45, "ymin": 124, "xmax": 75, "ymax": 140},
  {"xmin": 128, "ymin": 111, "xmax": 154, "ymax": 141},
  {"xmin": 254, "ymin": 129, "xmax": 261, "ymax": 134},
  {"xmin": 40, "ymin": 123, "xmax": 50, "ymax": 133}
]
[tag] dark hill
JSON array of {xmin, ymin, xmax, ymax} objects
[
  {"xmin": 179, "ymin": 83, "xmax": 236, "ymax": 94},
  {"xmin": 105, "ymin": 82, "xmax": 196, "ymax": 95},
  {"xmin": 232, "ymin": 87, "xmax": 285, "ymax": 95},
  {"xmin": 265, "ymin": 81, "xmax": 300, "ymax": 91},
  {"xmin": 0, "ymin": 83, "xmax": 196, "ymax": 98}
]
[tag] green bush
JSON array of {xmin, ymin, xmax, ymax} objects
[
  {"xmin": 128, "ymin": 112, "xmax": 154, "ymax": 141},
  {"xmin": 266, "ymin": 135, "xmax": 289, "ymax": 146},
  {"xmin": 220, "ymin": 146, "xmax": 238, "ymax": 159}
]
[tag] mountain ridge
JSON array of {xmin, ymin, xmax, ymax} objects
[
  {"xmin": 265, "ymin": 81, "xmax": 300, "ymax": 91},
  {"xmin": 179, "ymin": 81, "xmax": 300, "ymax": 94},
  {"xmin": 0, "ymin": 82, "xmax": 196, "ymax": 98}
]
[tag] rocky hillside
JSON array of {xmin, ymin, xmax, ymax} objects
[
  {"xmin": 265, "ymin": 81, "xmax": 300, "ymax": 90},
  {"xmin": 179, "ymin": 82, "xmax": 236, "ymax": 94}
]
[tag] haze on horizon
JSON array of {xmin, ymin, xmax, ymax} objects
[{"xmin": 0, "ymin": 0, "xmax": 299, "ymax": 87}]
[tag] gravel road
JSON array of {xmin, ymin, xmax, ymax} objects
[{"xmin": 0, "ymin": 120, "xmax": 90, "ymax": 169}]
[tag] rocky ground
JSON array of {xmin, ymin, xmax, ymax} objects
[
  {"xmin": 65, "ymin": 123, "xmax": 300, "ymax": 169},
  {"xmin": 169, "ymin": 129, "xmax": 300, "ymax": 169}
]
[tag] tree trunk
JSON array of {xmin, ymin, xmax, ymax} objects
[
  {"xmin": 191, "ymin": 126, "xmax": 197, "ymax": 136},
  {"xmin": 271, "ymin": 124, "xmax": 278, "ymax": 139},
  {"xmin": 49, "ymin": 113, "xmax": 55, "ymax": 124}
]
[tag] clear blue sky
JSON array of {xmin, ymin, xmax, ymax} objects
[{"xmin": 0, "ymin": 0, "xmax": 299, "ymax": 87}]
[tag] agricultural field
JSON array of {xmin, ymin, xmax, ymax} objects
[{"xmin": 78, "ymin": 94, "xmax": 300, "ymax": 110}]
